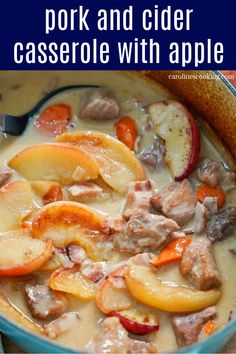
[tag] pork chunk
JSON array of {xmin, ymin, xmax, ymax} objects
[
  {"xmin": 190, "ymin": 197, "xmax": 217, "ymax": 234},
  {"xmin": 0, "ymin": 168, "xmax": 12, "ymax": 187},
  {"xmin": 80, "ymin": 259, "xmax": 107, "ymax": 282},
  {"xmin": 68, "ymin": 182, "xmax": 103, "ymax": 202},
  {"xmin": 67, "ymin": 244, "xmax": 86, "ymax": 264},
  {"xmin": 102, "ymin": 217, "xmax": 126, "ymax": 235},
  {"xmin": 88, "ymin": 317, "xmax": 157, "ymax": 354},
  {"xmin": 52, "ymin": 247, "xmax": 74, "ymax": 268},
  {"xmin": 206, "ymin": 207, "xmax": 236, "ymax": 242},
  {"xmin": 123, "ymin": 180, "xmax": 153, "ymax": 220},
  {"xmin": 171, "ymin": 306, "xmax": 217, "ymax": 347},
  {"xmin": 203, "ymin": 196, "xmax": 218, "ymax": 215},
  {"xmin": 179, "ymin": 237, "xmax": 222, "ymax": 290},
  {"xmin": 197, "ymin": 159, "xmax": 222, "ymax": 187},
  {"xmin": 128, "ymin": 340, "xmax": 157, "ymax": 353},
  {"xmin": 79, "ymin": 89, "xmax": 120, "ymax": 121},
  {"xmin": 44, "ymin": 312, "xmax": 80, "ymax": 338},
  {"xmin": 128, "ymin": 252, "xmax": 154, "ymax": 267},
  {"xmin": 116, "ymin": 211, "xmax": 179, "ymax": 254},
  {"xmin": 139, "ymin": 135, "xmax": 166, "ymax": 167},
  {"xmin": 126, "ymin": 212, "xmax": 179, "ymax": 242},
  {"xmin": 151, "ymin": 180, "xmax": 196, "ymax": 225},
  {"xmin": 229, "ymin": 248, "xmax": 236, "ymax": 256},
  {"xmin": 197, "ymin": 159, "xmax": 236, "ymax": 191},
  {"xmin": 88, "ymin": 317, "xmax": 130, "ymax": 353},
  {"xmin": 25, "ymin": 284, "xmax": 67, "ymax": 320},
  {"xmin": 193, "ymin": 202, "xmax": 210, "ymax": 234}
]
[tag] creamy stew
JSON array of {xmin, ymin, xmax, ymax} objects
[{"xmin": 0, "ymin": 71, "xmax": 235, "ymax": 353}]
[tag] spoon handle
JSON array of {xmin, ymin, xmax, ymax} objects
[
  {"xmin": 29, "ymin": 85, "xmax": 98, "ymax": 116},
  {"xmin": 0, "ymin": 85, "xmax": 99, "ymax": 136},
  {"xmin": 0, "ymin": 113, "xmax": 29, "ymax": 136}
]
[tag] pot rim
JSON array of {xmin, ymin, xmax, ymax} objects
[{"xmin": 214, "ymin": 70, "xmax": 236, "ymax": 97}]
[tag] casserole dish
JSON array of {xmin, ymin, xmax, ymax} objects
[{"xmin": 0, "ymin": 70, "xmax": 235, "ymax": 353}]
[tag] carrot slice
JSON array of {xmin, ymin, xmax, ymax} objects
[
  {"xmin": 196, "ymin": 184, "xmax": 225, "ymax": 209},
  {"xmin": 43, "ymin": 185, "xmax": 63, "ymax": 205},
  {"xmin": 115, "ymin": 116, "xmax": 138, "ymax": 150},
  {"xmin": 20, "ymin": 221, "xmax": 32, "ymax": 231},
  {"xmin": 152, "ymin": 237, "xmax": 191, "ymax": 267},
  {"xmin": 35, "ymin": 104, "xmax": 72, "ymax": 137},
  {"xmin": 203, "ymin": 320, "xmax": 214, "ymax": 335}
]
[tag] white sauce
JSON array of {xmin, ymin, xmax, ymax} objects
[{"xmin": 0, "ymin": 71, "xmax": 235, "ymax": 352}]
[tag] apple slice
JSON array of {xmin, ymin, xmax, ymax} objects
[
  {"xmin": 96, "ymin": 253, "xmax": 155, "ymax": 315},
  {"xmin": 31, "ymin": 180, "xmax": 61, "ymax": 197},
  {"xmin": 149, "ymin": 101, "xmax": 200, "ymax": 181},
  {"xmin": 0, "ymin": 180, "xmax": 34, "ymax": 232},
  {"xmin": 49, "ymin": 266, "xmax": 96, "ymax": 299},
  {"xmin": 8, "ymin": 143, "xmax": 99, "ymax": 185},
  {"xmin": 125, "ymin": 265, "xmax": 221, "ymax": 313},
  {"xmin": 56, "ymin": 131, "xmax": 145, "ymax": 193},
  {"xmin": 31, "ymin": 201, "xmax": 109, "ymax": 260},
  {"xmin": 109, "ymin": 307, "xmax": 159, "ymax": 335},
  {"xmin": 31, "ymin": 181, "xmax": 63, "ymax": 205},
  {"xmin": 0, "ymin": 230, "xmax": 52, "ymax": 276},
  {"xmin": 40, "ymin": 256, "xmax": 63, "ymax": 272},
  {"xmin": 0, "ymin": 292, "xmax": 42, "ymax": 334},
  {"xmin": 96, "ymin": 264, "xmax": 133, "ymax": 314}
]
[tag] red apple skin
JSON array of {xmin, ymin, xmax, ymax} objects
[
  {"xmin": 0, "ymin": 238, "xmax": 52, "ymax": 277},
  {"xmin": 175, "ymin": 105, "xmax": 200, "ymax": 181},
  {"xmin": 108, "ymin": 311, "xmax": 159, "ymax": 335},
  {"xmin": 149, "ymin": 100, "xmax": 200, "ymax": 182}
]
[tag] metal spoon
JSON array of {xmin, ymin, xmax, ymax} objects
[{"xmin": 0, "ymin": 85, "xmax": 98, "ymax": 136}]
